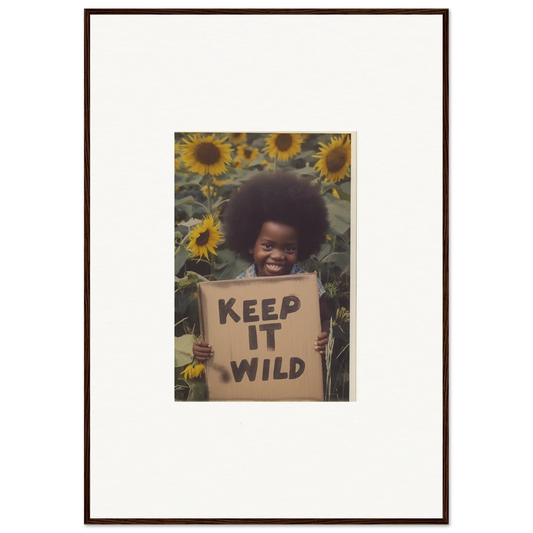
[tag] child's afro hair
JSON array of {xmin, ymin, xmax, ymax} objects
[{"xmin": 223, "ymin": 171, "xmax": 329, "ymax": 262}]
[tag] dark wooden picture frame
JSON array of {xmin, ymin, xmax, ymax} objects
[{"xmin": 85, "ymin": 8, "xmax": 448, "ymax": 524}]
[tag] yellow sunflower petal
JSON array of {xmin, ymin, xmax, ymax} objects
[
  {"xmin": 181, "ymin": 364, "xmax": 193, "ymax": 379},
  {"xmin": 264, "ymin": 133, "xmax": 303, "ymax": 161},
  {"xmin": 236, "ymin": 145, "xmax": 259, "ymax": 163},
  {"xmin": 228, "ymin": 133, "xmax": 247, "ymax": 145},
  {"xmin": 188, "ymin": 363, "xmax": 204, "ymax": 378},
  {"xmin": 313, "ymin": 135, "xmax": 351, "ymax": 183},
  {"xmin": 186, "ymin": 214, "xmax": 224, "ymax": 261},
  {"xmin": 181, "ymin": 134, "xmax": 233, "ymax": 176}
]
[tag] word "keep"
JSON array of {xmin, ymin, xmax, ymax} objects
[
  {"xmin": 218, "ymin": 296, "xmax": 301, "ymax": 351},
  {"xmin": 218, "ymin": 296, "xmax": 301, "ymax": 324}
]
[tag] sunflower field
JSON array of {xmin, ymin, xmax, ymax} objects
[{"xmin": 175, "ymin": 132, "xmax": 352, "ymax": 401}]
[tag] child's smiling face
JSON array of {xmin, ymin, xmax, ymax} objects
[{"xmin": 249, "ymin": 221, "xmax": 298, "ymax": 277}]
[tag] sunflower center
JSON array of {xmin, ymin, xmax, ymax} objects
[
  {"xmin": 275, "ymin": 134, "xmax": 293, "ymax": 151},
  {"xmin": 196, "ymin": 229, "xmax": 210, "ymax": 246},
  {"xmin": 244, "ymin": 149, "xmax": 252, "ymax": 159},
  {"xmin": 325, "ymin": 147, "xmax": 348, "ymax": 173},
  {"xmin": 195, "ymin": 142, "xmax": 221, "ymax": 165}
]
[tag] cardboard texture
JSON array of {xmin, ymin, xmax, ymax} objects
[{"xmin": 198, "ymin": 274, "xmax": 324, "ymax": 401}]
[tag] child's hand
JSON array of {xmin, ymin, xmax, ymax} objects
[
  {"xmin": 193, "ymin": 340, "xmax": 214, "ymax": 362},
  {"xmin": 315, "ymin": 332, "xmax": 328, "ymax": 355}
]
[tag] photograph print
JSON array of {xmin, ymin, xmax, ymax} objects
[{"xmin": 174, "ymin": 132, "xmax": 353, "ymax": 401}]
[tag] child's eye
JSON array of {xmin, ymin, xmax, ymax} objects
[
  {"xmin": 285, "ymin": 246, "xmax": 297, "ymax": 253},
  {"xmin": 262, "ymin": 243, "xmax": 273, "ymax": 250}
]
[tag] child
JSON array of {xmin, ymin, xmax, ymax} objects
[{"xmin": 193, "ymin": 171, "xmax": 331, "ymax": 361}]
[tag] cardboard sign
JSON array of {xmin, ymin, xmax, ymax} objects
[{"xmin": 198, "ymin": 273, "xmax": 324, "ymax": 401}]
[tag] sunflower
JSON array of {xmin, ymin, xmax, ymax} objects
[
  {"xmin": 234, "ymin": 159, "xmax": 243, "ymax": 169},
  {"xmin": 264, "ymin": 133, "xmax": 303, "ymax": 161},
  {"xmin": 186, "ymin": 214, "xmax": 223, "ymax": 261},
  {"xmin": 181, "ymin": 363, "xmax": 205, "ymax": 379},
  {"xmin": 212, "ymin": 177, "xmax": 232, "ymax": 187},
  {"xmin": 200, "ymin": 185, "xmax": 216, "ymax": 198},
  {"xmin": 236, "ymin": 144, "xmax": 259, "ymax": 163},
  {"xmin": 181, "ymin": 134, "xmax": 233, "ymax": 176},
  {"xmin": 314, "ymin": 135, "xmax": 351, "ymax": 183},
  {"xmin": 228, "ymin": 133, "xmax": 247, "ymax": 145}
]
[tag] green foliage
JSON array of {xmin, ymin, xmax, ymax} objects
[
  {"xmin": 174, "ymin": 334, "xmax": 194, "ymax": 367},
  {"xmin": 174, "ymin": 366, "xmax": 207, "ymax": 401},
  {"xmin": 174, "ymin": 132, "xmax": 353, "ymax": 401}
]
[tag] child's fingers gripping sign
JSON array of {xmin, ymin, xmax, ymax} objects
[
  {"xmin": 315, "ymin": 332, "xmax": 328, "ymax": 355},
  {"xmin": 193, "ymin": 340, "xmax": 214, "ymax": 361}
]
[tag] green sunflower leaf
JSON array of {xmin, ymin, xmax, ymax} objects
[
  {"xmin": 340, "ymin": 181, "xmax": 352, "ymax": 195},
  {"xmin": 327, "ymin": 207, "xmax": 350, "ymax": 235},
  {"xmin": 175, "ymin": 195, "xmax": 198, "ymax": 206},
  {"xmin": 322, "ymin": 252, "xmax": 350, "ymax": 272},
  {"xmin": 175, "ymin": 271, "xmax": 208, "ymax": 290},
  {"xmin": 294, "ymin": 149, "xmax": 316, "ymax": 160},
  {"xmin": 324, "ymin": 196, "xmax": 351, "ymax": 235},
  {"xmin": 322, "ymin": 183, "xmax": 351, "ymax": 202},
  {"xmin": 294, "ymin": 166, "xmax": 318, "ymax": 177},
  {"xmin": 185, "ymin": 379, "xmax": 207, "ymax": 401},
  {"xmin": 175, "ymin": 245, "xmax": 190, "ymax": 275},
  {"xmin": 316, "ymin": 243, "xmax": 332, "ymax": 260},
  {"xmin": 175, "ymin": 334, "xmax": 194, "ymax": 367}
]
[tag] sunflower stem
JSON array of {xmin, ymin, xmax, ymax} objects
[
  {"xmin": 324, "ymin": 319, "xmax": 334, "ymax": 401},
  {"xmin": 206, "ymin": 174, "xmax": 213, "ymax": 216},
  {"xmin": 273, "ymin": 155, "xmax": 277, "ymax": 172},
  {"xmin": 205, "ymin": 174, "xmax": 216, "ymax": 279}
]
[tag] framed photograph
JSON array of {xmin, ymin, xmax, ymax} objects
[{"xmin": 85, "ymin": 9, "xmax": 448, "ymax": 524}]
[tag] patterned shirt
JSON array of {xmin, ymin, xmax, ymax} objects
[{"xmin": 236, "ymin": 263, "xmax": 325, "ymax": 297}]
